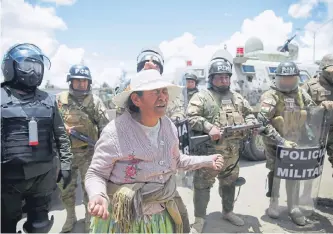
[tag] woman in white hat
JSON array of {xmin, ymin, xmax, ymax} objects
[{"xmin": 85, "ymin": 69, "xmax": 224, "ymax": 233}]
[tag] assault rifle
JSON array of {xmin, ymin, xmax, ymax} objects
[
  {"xmin": 190, "ymin": 123, "xmax": 263, "ymax": 147},
  {"xmin": 69, "ymin": 129, "xmax": 96, "ymax": 147}
]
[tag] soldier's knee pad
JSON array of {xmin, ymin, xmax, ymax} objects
[{"xmin": 23, "ymin": 212, "xmax": 54, "ymax": 233}]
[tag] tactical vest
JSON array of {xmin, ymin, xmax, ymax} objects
[
  {"xmin": 1, "ymin": 87, "xmax": 54, "ymax": 165},
  {"xmin": 205, "ymin": 90, "xmax": 246, "ymax": 140},
  {"xmin": 307, "ymin": 77, "xmax": 333, "ymax": 104},
  {"xmin": 271, "ymin": 89, "xmax": 307, "ymax": 141},
  {"xmin": 57, "ymin": 92, "xmax": 98, "ymax": 149}
]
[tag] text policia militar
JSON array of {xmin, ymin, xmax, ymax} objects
[
  {"xmin": 274, "ymin": 146, "xmax": 326, "ymax": 180},
  {"xmin": 176, "ymin": 119, "xmax": 190, "ymax": 155}
]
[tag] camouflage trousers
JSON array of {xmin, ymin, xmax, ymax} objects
[
  {"xmin": 58, "ymin": 147, "xmax": 93, "ymax": 220},
  {"xmin": 326, "ymin": 131, "xmax": 333, "ymax": 167},
  {"xmin": 265, "ymin": 144, "xmax": 278, "ymax": 171},
  {"xmin": 193, "ymin": 144, "xmax": 240, "ymax": 218}
]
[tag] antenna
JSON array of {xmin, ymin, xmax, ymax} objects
[
  {"xmin": 224, "ymin": 44, "xmax": 227, "ymax": 50},
  {"xmin": 80, "ymin": 58, "xmax": 85, "ymax": 65}
]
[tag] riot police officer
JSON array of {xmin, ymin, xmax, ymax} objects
[
  {"xmin": 258, "ymin": 61, "xmax": 317, "ymax": 226},
  {"xmin": 187, "ymin": 56, "xmax": 258, "ymax": 232},
  {"xmin": 1, "ymin": 43, "xmax": 73, "ymax": 233},
  {"xmin": 57, "ymin": 64, "xmax": 109, "ymax": 232},
  {"xmin": 136, "ymin": 46, "xmax": 164, "ymax": 74}
]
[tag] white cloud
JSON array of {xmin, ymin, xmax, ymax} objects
[
  {"xmin": 288, "ymin": 0, "xmax": 333, "ymax": 19},
  {"xmin": 0, "ymin": 0, "xmax": 124, "ymax": 88},
  {"xmin": 160, "ymin": 10, "xmax": 294, "ymax": 73},
  {"xmin": 288, "ymin": 0, "xmax": 319, "ymax": 18},
  {"xmin": 160, "ymin": 7, "xmax": 333, "ymax": 73},
  {"xmin": 40, "ymin": 0, "xmax": 77, "ymax": 6}
]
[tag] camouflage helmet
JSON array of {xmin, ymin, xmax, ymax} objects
[
  {"xmin": 184, "ymin": 71, "xmax": 198, "ymax": 82},
  {"xmin": 275, "ymin": 61, "xmax": 300, "ymax": 76},
  {"xmin": 319, "ymin": 53, "xmax": 333, "ymax": 70}
]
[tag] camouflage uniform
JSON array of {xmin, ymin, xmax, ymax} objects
[
  {"xmin": 302, "ymin": 54, "xmax": 333, "ymax": 167},
  {"xmin": 166, "ymin": 96, "xmax": 186, "ymax": 120},
  {"xmin": 187, "ymin": 88, "xmax": 257, "ymax": 220},
  {"xmin": 57, "ymin": 91, "xmax": 109, "ymax": 232},
  {"xmin": 258, "ymin": 61, "xmax": 317, "ymax": 226},
  {"xmin": 259, "ymin": 87, "xmax": 315, "ymax": 170},
  {"xmin": 187, "ymin": 88, "xmax": 199, "ymax": 103}
]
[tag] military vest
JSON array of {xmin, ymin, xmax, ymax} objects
[
  {"xmin": 204, "ymin": 89, "xmax": 246, "ymax": 140},
  {"xmin": 1, "ymin": 87, "xmax": 55, "ymax": 165},
  {"xmin": 57, "ymin": 92, "xmax": 98, "ymax": 149},
  {"xmin": 271, "ymin": 89, "xmax": 307, "ymax": 141},
  {"xmin": 307, "ymin": 77, "xmax": 333, "ymax": 104}
]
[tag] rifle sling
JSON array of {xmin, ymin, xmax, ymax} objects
[{"xmin": 71, "ymin": 95, "xmax": 98, "ymax": 126}]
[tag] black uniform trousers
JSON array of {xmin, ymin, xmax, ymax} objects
[{"xmin": 1, "ymin": 167, "xmax": 56, "ymax": 233}]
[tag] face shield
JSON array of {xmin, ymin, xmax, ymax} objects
[
  {"xmin": 137, "ymin": 51, "xmax": 164, "ymax": 73},
  {"xmin": 275, "ymin": 75, "xmax": 299, "ymax": 92},
  {"xmin": 6, "ymin": 44, "xmax": 51, "ymax": 88},
  {"xmin": 9, "ymin": 44, "xmax": 51, "ymax": 73}
]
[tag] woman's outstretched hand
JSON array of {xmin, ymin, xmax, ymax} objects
[
  {"xmin": 88, "ymin": 195, "xmax": 109, "ymax": 220},
  {"xmin": 211, "ymin": 154, "xmax": 224, "ymax": 170}
]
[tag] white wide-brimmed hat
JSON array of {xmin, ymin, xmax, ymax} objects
[{"xmin": 112, "ymin": 69, "xmax": 183, "ymax": 108}]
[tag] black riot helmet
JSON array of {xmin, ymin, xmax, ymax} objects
[
  {"xmin": 1, "ymin": 43, "xmax": 51, "ymax": 91},
  {"xmin": 208, "ymin": 59, "xmax": 233, "ymax": 78},
  {"xmin": 67, "ymin": 64, "xmax": 92, "ymax": 96},
  {"xmin": 274, "ymin": 61, "xmax": 300, "ymax": 92},
  {"xmin": 137, "ymin": 47, "xmax": 164, "ymax": 74}
]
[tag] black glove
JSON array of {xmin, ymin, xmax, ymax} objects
[{"xmin": 57, "ymin": 170, "xmax": 72, "ymax": 190}]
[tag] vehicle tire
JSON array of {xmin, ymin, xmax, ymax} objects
[{"xmin": 241, "ymin": 135, "xmax": 266, "ymax": 161}]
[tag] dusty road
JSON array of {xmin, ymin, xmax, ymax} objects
[{"xmin": 17, "ymin": 156, "xmax": 333, "ymax": 233}]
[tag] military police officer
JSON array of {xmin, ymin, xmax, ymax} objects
[
  {"xmin": 1, "ymin": 43, "xmax": 73, "ymax": 233},
  {"xmin": 302, "ymin": 54, "xmax": 333, "ymax": 168},
  {"xmin": 56, "ymin": 64, "xmax": 110, "ymax": 232},
  {"xmin": 258, "ymin": 61, "xmax": 316, "ymax": 226},
  {"xmin": 187, "ymin": 56, "xmax": 257, "ymax": 232},
  {"xmin": 185, "ymin": 71, "xmax": 199, "ymax": 103}
]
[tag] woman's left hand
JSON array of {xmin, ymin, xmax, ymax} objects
[{"xmin": 211, "ymin": 154, "xmax": 224, "ymax": 170}]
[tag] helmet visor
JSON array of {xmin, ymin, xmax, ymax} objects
[
  {"xmin": 8, "ymin": 44, "xmax": 51, "ymax": 70},
  {"xmin": 275, "ymin": 75, "xmax": 299, "ymax": 92},
  {"xmin": 137, "ymin": 51, "xmax": 164, "ymax": 67},
  {"xmin": 16, "ymin": 59, "xmax": 43, "ymax": 76}
]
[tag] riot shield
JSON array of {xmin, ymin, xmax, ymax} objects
[
  {"xmin": 270, "ymin": 106, "xmax": 330, "ymax": 222},
  {"xmin": 171, "ymin": 69, "xmax": 195, "ymax": 189}
]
